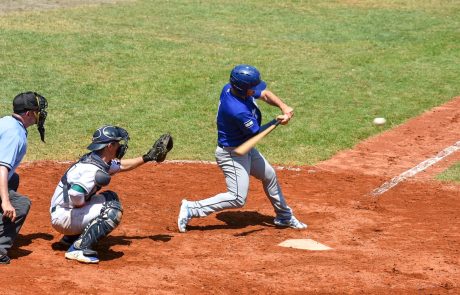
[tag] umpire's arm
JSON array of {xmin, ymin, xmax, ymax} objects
[{"xmin": 0, "ymin": 166, "xmax": 16, "ymax": 221}]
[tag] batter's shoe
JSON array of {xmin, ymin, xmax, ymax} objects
[
  {"xmin": 59, "ymin": 235, "xmax": 79, "ymax": 247},
  {"xmin": 65, "ymin": 245, "xmax": 99, "ymax": 264},
  {"xmin": 178, "ymin": 199, "xmax": 191, "ymax": 233},
  {"xmin": 0, "ymin": 254, "xmax": 11, "ymax": 264},
  {"xmin": 274, "ymin": 216, "xmax": 307, "ymax": 229}
]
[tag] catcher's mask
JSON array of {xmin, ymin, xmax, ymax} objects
[
  {"xmin": 229, "ymin": 64, "xmax": 267, "ymax": 97},
  {"xmin": 87, "ymin": 125, "xmax": 130, "ymax": 159},
  {"xmin": 13, "ymin": 91, "xmax": 48, "ymax": 142}
]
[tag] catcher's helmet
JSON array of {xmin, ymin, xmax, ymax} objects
[
  {"xmin": 87, "ymin": 125, "xmax": 130, "ymax": 158},
  {"xmin": 229, "ymin": 64, "xmax": 266, "ymax": 96}
]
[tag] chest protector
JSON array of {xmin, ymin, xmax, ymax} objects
[{"xmin": 60, "ymin": 153, "xmax": 111, "ymax": 204}]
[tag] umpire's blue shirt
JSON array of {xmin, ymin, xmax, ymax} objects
[
  {"xmin": 217, "ymin": 83, "xmax": 262, "ymax": 147},
  {"xmin": 0, "ymin": 116, "xmax": 28, "ymax": 180}
]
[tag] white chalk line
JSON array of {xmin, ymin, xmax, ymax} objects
[{"xmin": 371, "ymin": 140, "xmax": 460, "ymax": 196}]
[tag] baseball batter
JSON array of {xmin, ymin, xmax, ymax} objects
[
  {"xmin": 50, "ymin": 125, "xmax": 172, "ymax": 263},
  {"xmin": 177, "ymin": 64, "xmax": 306, "ymax": 232}
]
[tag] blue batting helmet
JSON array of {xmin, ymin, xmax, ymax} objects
[{"xmin": 229, "ymin": 64, "xmax": 267, "ymax": 96}]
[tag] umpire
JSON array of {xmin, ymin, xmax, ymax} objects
[{"xmin": 0, "ymin": 91, "xmax": 48, "ymax": 264}]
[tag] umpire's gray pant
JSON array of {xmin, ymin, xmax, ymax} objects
[
  {"xmin": 187, "ymin": 146, "xmax": 293, "ymax": 219},
  {"xmin": 0, "ymin": 173, "xmax": 31, "ymax": 256}
]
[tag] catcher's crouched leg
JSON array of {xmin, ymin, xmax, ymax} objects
[{"xmin": 66, "ymin": 191, "xmax": 123, "ymax": 263}]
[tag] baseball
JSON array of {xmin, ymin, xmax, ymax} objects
[{"xmin": 373, "ymin": 117, "xmax": 386, "ymax": 126}]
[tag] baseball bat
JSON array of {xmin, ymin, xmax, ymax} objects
[{"xmin": 233, "ymin": 119, "xmax": 281, "ymax": 156}]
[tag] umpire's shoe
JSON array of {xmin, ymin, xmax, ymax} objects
[
  {"xmin": 274, "ymin": 216, "xmax": 307, "ymax": 230},
  {"xmin": 177, "ymin": 199, "xmax": 191, "ymax": 233},
  {"xmin": 65, "ymin": 245, "xmax": 99, "ymax": 264},
  {"xmin": 0, "ymin": 254, "xmax": 11, "ymax": 265}
]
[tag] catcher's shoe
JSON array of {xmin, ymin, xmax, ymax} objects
[
  {"xmin": 59, "ymin": 235, "xmax": 79, "ymax": 247},
  {"xmin": 274, "ymin": 216, "xmax": 307, "ymax": 229},
  {"xmin": 65, "ymin": 245, "xmax": 99, "ymax": 264},
  {"xmin": 178, "ymin": 199, "xmax": 191, "ymax": 233},
  {"xmin": 0, "ymin": 254, "xmax": 11, "ymax": 264}
]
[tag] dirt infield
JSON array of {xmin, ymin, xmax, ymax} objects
[{"xmin": 2, "ymin": 98, "xmax": 459, "ymax": 294}]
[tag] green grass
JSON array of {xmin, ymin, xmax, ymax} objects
[
  {"xmin": 436, "ymin": 162, "xmax": 460, "ymax": 183},
  {"xmin": 0, "ymin": 0, "xmax": 459, "ymax": 165}
]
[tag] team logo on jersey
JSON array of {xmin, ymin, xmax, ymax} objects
[{"xmin": 244, "ymin": 120, "xmax": 254, "ymax": 128}]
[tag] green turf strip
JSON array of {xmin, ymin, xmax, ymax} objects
[{"xmin": 436, "ymin": 162, "xmax": 460, "ymax": 183}]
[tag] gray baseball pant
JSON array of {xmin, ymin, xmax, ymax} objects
[
  {"xmin": 0, "ymin": 173, "xmax": 31, "ymax": 256},
  {"xmin": 187, "ymin": 146, "xmax": 293, "ymax": 219}
]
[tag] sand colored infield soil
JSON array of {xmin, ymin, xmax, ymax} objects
[{"xmin": 2, "ymin": 98, "xmax": 459, "ymax": 294}]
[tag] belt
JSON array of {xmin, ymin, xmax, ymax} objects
[{"xmin": 218, "ymin": 144, "xmax": 236, "ymax": 149}]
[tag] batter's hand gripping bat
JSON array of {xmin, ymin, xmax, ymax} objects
[{"xmin": 233, "ymin": 119, "xmax": 281, "ymax": 156}]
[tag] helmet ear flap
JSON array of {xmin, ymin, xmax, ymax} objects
[{"xmin": 229, "ymin": 75, "xmax": 246, "ymax": 96}]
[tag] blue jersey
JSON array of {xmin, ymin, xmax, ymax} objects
[
  {"xmin": 217, "ymin": 83, "xmax": 263, "ymax": 147},
  {"xmin": 0, "ymin": 116, "xmax": 28, "ymax": 180}
]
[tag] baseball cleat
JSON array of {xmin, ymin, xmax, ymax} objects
[
  {"xmin": 177, "ymin": 199, "xmax": 191, "ymax": 233},
  {"xmin": 0, "ymin": 254, "xmax": 11, "ymax": 264},
  {"xmin": 65, "ymin": 245, "xmax": 99, "ymax": 264},
  {"xmin": 274, "ymin": 216, "xmax": 307, "ymax": 229}
]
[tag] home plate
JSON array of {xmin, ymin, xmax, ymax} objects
[{"xmin": 278, "ymin": 239, "xmax": 332, "ymax": 251}]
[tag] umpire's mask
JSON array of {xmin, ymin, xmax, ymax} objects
[{"xmin": 35, "ymin": 93, "xmax": 48, "ymax": 142}]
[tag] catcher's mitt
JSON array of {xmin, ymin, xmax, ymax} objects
[{"xmin": 143, "ymin": 133, "xmax": 173, "ymax": 163}]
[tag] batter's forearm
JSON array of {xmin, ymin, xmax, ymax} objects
[{"xmin": 261, "ymin": 90, "xmax": 292, "ymax": 114}]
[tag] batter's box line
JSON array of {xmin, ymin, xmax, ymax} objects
[{"xmin": 371, "ymin": 140, "xmax": 460, "ymax": 196}]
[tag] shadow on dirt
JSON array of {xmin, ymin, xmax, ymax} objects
[
  {"xmin": 187, "ymin": 210, "xmax": 275, "ymax": 232},
  {"xmin": 9, "ymin": 233, "xmax": 54, "ymax": 259},
  {"xmin": 49, "ymin": 234, "xmax": 174, "ymax": 261},
  {"xmin": 50, "ymin": 234, "xmax": 158, "ymax": 261},
  {"xmin": 15, "ymin": 232, "xmax": 54, "ymax": 247},
  {"xmin": 149, "ymin": 234, "xmax": 173, "ymax": 242}
]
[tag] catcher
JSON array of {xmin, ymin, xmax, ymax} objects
[{"xmin": 49, "ymin": 125, "xmax": 172, "ymax": 264}]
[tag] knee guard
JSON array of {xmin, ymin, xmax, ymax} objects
[
  {"xmin": 101, "ymin": 190, "xmax": 120, "ymax": 202},
  {"xmin": 74, "ymin": 197, "xmax": 123, "ymax": 250}
]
